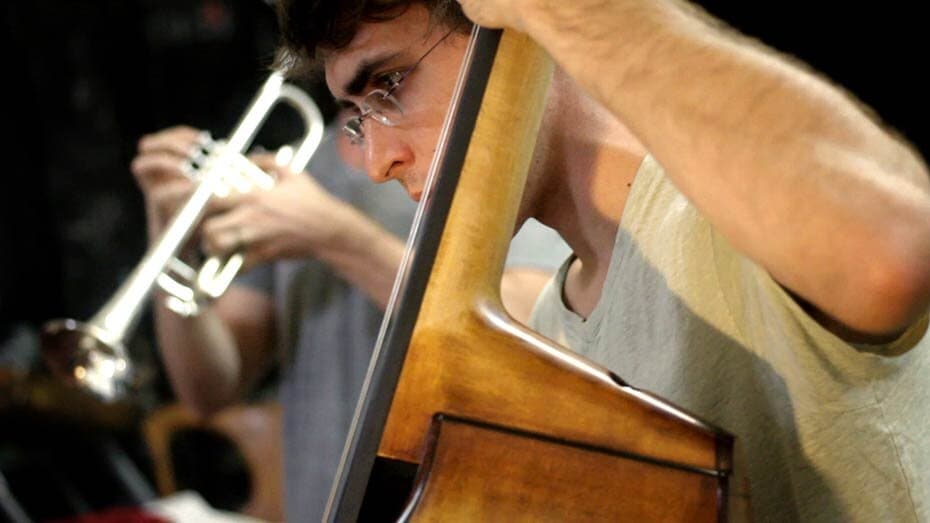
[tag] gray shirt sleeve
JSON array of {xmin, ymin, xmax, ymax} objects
[{"xmin": 234, "ymin": 262, "xmax": 274, "ymax": 294}]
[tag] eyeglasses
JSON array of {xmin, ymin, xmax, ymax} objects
[{"xmin": 342, "ymin": 28, "xmax": 457, "ymax": 146}]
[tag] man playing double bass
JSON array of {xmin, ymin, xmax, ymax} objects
[{"xmin": 275, "ymin": 0, "xmax": 930, "ymax": 520}]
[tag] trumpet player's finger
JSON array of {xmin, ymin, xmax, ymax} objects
[
  {"xmin": 201, "ymin": 209, "xmax": 277, "ymax": 272},
  {"xmin": 200, "ymin": 211, "xmax": 251, "ymax": 256},
  {"xmin": 249, "ymin": 152, "xmax": 301, "ymax": 179},
  {"xmin": 199, "ymin": 224, "xmax": 239, "ymax": 257},
  {"xmin": 131, "ymin": 151, "xmax": 198, "ymax": 188},
  {"xmin": 247, "ymin": 152, "xmax": 277, "ymax": 168},
  {"xmin": 137, "ymin": 125, "xmax": 209, "ymax": 157},
  {"xmin": 238, "ymin": 241, "xmax": 271, "ymax": 273},
  {"xmin": 204, "ymin": 190, "xmax": 250, "ymax": 216},
  {"xmin": 151, "ymin": 180, "xmax": 196, "ymax": 219}
]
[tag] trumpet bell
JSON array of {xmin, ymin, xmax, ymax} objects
[{"xmin": 40, "ymin": 319, "xmax": 132, "ymax": 401}]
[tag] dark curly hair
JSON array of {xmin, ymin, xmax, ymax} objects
[{"xmin": 275, "ymin": 0, "xmax": 469, "ymax": 76}]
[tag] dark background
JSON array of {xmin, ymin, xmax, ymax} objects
[{"xmin": 0, "ymin": 1, "xmax": 926, "ymax": 521}]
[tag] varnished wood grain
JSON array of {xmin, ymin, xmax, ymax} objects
[{"xmin": 403, "ymin": 416, "xmax": 723, "ymax": 522}]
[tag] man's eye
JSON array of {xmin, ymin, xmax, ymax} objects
[{"xmin": 377, "ymin": 71, "xmax": 405, "ymax": 89}]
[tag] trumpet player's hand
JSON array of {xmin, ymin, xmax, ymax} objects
[
  {"xmin": 131, "ymin": 125, "xmax": 203, "ymax": 237},
  {"xmin": 199, "ymin": 153, "xmax": 351, "ymax": 271}
]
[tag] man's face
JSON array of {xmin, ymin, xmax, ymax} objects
[{"xmin": 324, "ymin": 6, "xmax": 468, "ymax": 202}]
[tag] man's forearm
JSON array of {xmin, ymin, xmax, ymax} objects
[
  {"xmin": 153, "ymin": 285, "xmax": 275, "ymax": 417},
  {"xmin": 315, "ymin": 203, "xmax": 408, "ymax": 310},
  {"xmin": 154, "ymin": 299, "xmax": 242, "ymax": 415},
  {"xmin": 519, "ymin": 0, "xmax": 930, "ymax": 334}
]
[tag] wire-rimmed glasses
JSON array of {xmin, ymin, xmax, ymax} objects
[{"xmin": 342, "ymin": 28, "xmax": 457, "ymax": 146}]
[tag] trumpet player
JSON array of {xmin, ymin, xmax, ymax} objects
[{"xmin": 129, "ymin": 110, "xmax": 569, "ymax": 522}]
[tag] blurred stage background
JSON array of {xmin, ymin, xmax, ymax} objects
[
  {"xmin": 0, "ymin": 1, "xmax": 339, "ymax": 521},
  {"xmin": 0, "ymin": 1, "xmax": 926, "ymax": 521}
]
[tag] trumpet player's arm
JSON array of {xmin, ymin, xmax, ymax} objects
[
  {"xmin": 135, "ymin": 160, "xmax": 405, "ymax": 414},
  {"xmin": 461, "ymin": 0, "xmax": 930, "ymax": 340},
  {"xmin": 153, "ymin": 287, "xmax": 277, "ymax": 417},
  {"xmin": 153, "ymin": 205, "xmax": 407, "ymax": 417}
]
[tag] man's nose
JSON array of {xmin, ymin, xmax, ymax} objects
[{"xmin": 363, "ymin": 124, "xmax": 414, "ymax": 185}]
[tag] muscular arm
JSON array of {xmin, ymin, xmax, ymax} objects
[{"xmin": 472, "ymin": 0, "xmax": 930, "ymax": 338}]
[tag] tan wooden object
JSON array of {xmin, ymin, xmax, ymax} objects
[{"xmin": 407, "ymin": 416, "xmax": 723, "ymax": 522}]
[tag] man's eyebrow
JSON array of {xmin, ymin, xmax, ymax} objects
[{"xmin": 337, "ymin": 52, "xmax": 401, "ymax": 103}]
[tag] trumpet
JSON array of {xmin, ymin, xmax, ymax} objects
[{"xmin": 40, "ymin": 71, "xmax": 325, "ymax": 402}]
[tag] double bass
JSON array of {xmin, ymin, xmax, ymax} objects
[{"xmin": 325, "ymin": 25, "xmax": 744, "ymax": 522}]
